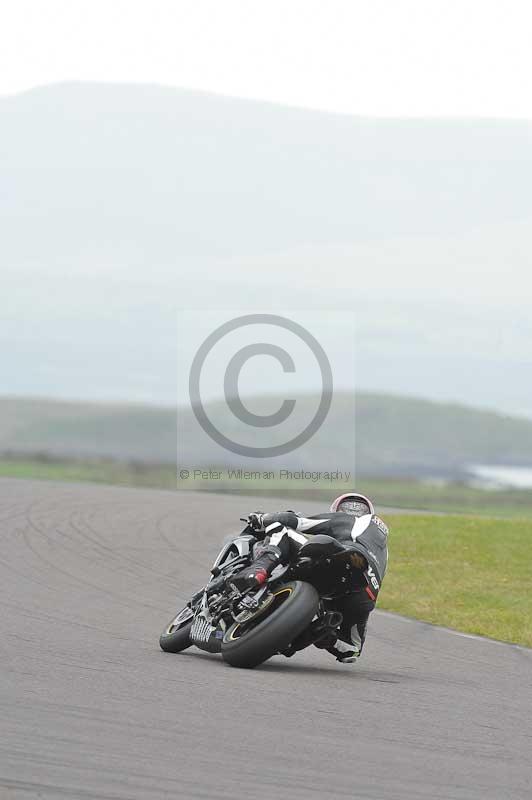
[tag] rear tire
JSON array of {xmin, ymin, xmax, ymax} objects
[
  {"xmin": 221, "ymin": 581, "xmax": 319, "ymax": 669},
  {"xmin": 159, "ymin": 608, "xmax": 194, "ymax": 653}
]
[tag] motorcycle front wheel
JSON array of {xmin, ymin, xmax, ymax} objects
[
  {"xmin": 159, "ymin": 606, "xmax": 194, "ymax": 653},
  {"xmin": 221, "ymin": 581, "xmax": 319, "ymax": 669}
]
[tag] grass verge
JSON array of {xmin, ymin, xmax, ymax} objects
[
  {"xmin": 381, "ymin": 514, "xmax": 532, "ymax": 648},
  {"xmin": 2, "ymin": 455, "xmax": 532, "ymax": 517},
  {"xmin": 0, "ymin": 456, "xmax": 177, "ymax": 489}
]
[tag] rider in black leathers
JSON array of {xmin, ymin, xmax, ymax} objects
[{"xmin": 232, "ymin": 493, "xmax": 389, "ymax": 663}]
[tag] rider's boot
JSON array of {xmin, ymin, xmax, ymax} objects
[
  {"xmin": 230, "ymin": 547, "xmax": 282, "ymax": 592},
  {"xmin": 325, "ymin": 621, "xmax": 367, "ymax": 663}
]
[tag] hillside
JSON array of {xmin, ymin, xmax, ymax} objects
[
  {"xmin": 1, "ymin": 82, "xmax": 532, "ymax": 417},
  {"xmin": 2, "ymin": 394, "xmax": 532, "ymax": 478},
  {"xmin": 3, "ymin": 82, "xmax": 531, "ymax": 265}
]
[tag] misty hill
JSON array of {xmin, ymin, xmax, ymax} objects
[
  {"xmin": 2, "ymin": 83, "xmax": 532, "ymax": 416},
  {"xmin": 2, "ymin": 82, "xmax": 532, "ymax": 264},
  {"xmin": 2, "ymin": 394, "xmax": 532, "ymax": 478}
]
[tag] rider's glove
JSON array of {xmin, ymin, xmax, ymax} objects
[{"xmin": 247, "ymin": 512, "xmax": 265, "ymax": 532}]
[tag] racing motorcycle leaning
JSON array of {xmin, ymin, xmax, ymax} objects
[{"xmin": 159, "ymin": 518, "xmax": 387, "ymax": 669}]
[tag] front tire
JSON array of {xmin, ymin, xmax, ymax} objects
[
  {"xmin": 221, "ymin": 581, "xmax": 319, "ymax": 668},
  {"xmin": 159, "ymin": 607, "xmax": 194, "ymax": 653}
]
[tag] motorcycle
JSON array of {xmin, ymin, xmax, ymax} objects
[{"xmin": 159, "ymin": 522, "xmax": 376, "ymax": 669}]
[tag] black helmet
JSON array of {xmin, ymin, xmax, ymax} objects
[{"xmin": 330, "ymin": 492, "xmax": 374, "ymax": 518}]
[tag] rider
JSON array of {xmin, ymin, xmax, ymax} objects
[{"xmin": 232, "ymin": 493, "xmax": 389, "ymax": 664}]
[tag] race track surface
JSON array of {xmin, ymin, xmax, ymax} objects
[{"xmin": 1, "ymin": 478, "xmax": 531, "ymax": 800}]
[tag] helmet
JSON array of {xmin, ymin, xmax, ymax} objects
[{"xmin": 330, "ymin": 492, "xmax": 374, "ymax": 518}]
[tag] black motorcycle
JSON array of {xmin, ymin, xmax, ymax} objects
[{"xmin": 159, "ymin": 522, "xmax": 378, "ymax": 669}]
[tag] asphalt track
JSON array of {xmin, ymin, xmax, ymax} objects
[{"xmin": 1, "ymin": 478, "xmax": 531, "ymax": 800}]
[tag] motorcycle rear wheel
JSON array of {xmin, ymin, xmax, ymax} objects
[{"xmin": 221, "ymin": 581, "xmax": 319, "ymax": 669}]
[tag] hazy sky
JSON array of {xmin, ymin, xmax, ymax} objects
[{"xmin": 2, "ymin": 0, "xmax": 532, "ymax": 118}]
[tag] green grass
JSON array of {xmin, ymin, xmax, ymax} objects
[
  {"xmin": 0, "ymin": 456, "xmax": 177, "ymax": 489},
  {"xmin": 357, "ymin": 478, "xmax": 532, "ymax": 517},
  {"xmin": 2, "ymin": 455, "xmax": 532, "ymax": 517},
  {"xmin": 380, "ymin": 514, "xmax": 532, "ymax": 648}
]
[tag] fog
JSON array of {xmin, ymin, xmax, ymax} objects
[{"xmin": 2, "ymin": 83, "xmax": 531, "ymax": 417}]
